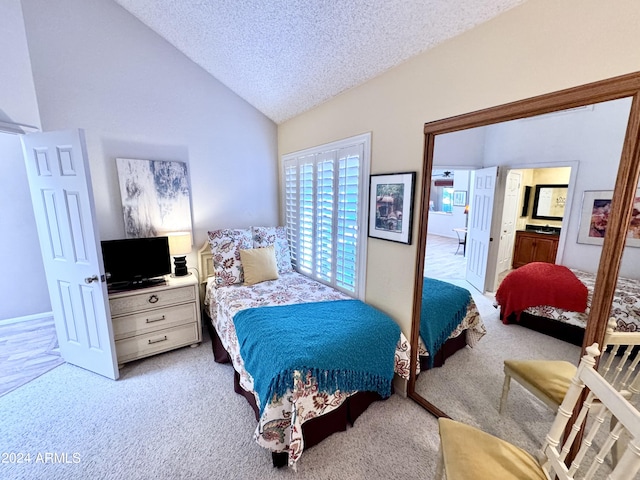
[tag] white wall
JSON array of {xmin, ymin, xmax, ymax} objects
[
  {"xmin": 481, "ymin": 98, "xmax": 637, "ymax": 278},
  {"xmin": 19, "ymin": 0, "xmax": 279, "ymax": 298},
  {"xmin": 0, "ymin": 0, "xmax": 48, "ymax": 320}
]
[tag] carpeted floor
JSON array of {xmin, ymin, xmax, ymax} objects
[
  {"xmin": 0, "ymin": 235, "xmax": 594, "ymax": 478},
  {"xmin": 415, "ymin": 283, "xmax": 580, "ymax": 454},
  {"xmin": 0, "ymin": 326, "xmax": 441, "ymax": 479}
]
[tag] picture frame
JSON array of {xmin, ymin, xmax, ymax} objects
[
  {"xmin": 532, "ymin": 183, "xmax": 568, "ymax": 221},
  {"xmin": 368, "ymin": 172, "xmax": 416, "ymax": 244},
  {"xmin": 577, "ymin": 189, "xmax": 640, "ymax": 247},
  {"xmin": 453, "ymin": 190, "xmax": 467, "ymax": 207},
  {"xmin": 116, "ymin": 158, "xmax": 193, "ymax": 238}
]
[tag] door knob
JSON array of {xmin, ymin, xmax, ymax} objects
[{"xmin": 84, "ymin": 275, "xmax": 99, "ymax": 284}]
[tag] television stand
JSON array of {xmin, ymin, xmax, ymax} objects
[{"xmin": 107, "ymin": 274, "xmax": 202, "ymax": 367}]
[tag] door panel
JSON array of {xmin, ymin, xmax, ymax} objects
[
  {"xmin": 466, "ymin": 166, "xmax": 498, "ymax": 292},
  {"xmin": 22, "ymin": 129, "xmax": 118, "ymax": 379},
  {"xmin": 497, "ymin": 171, "xmax": 520, "ymax": 274}
]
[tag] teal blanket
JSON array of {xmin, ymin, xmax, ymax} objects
[
  {"xmin": 420, "ymin": 277, "xmax": 471, "ymax": 367},
  {"xmin": 233, "ymin": 299, "xmax": 400, "ymax": 415}
]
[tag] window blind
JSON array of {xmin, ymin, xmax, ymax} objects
[{"xmin": 282, "ymin": 134, "xmax": 370, "ymax": 298}]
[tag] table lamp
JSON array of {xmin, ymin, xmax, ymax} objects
[{"xmin": 167, "ymin": 231, "xmax": 192, "ymax": 277}]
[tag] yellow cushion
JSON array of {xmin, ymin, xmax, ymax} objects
[
  {"xmin": 504, "ymin": 360, "xmax": 577, "ymax": 405},
  {"xmin": 239, "ymin": 246, "xmax": 279, "ymax": 286},
  {"xmin": 438, "ymin": 418, "xmax": 546, "ymax": 480}
]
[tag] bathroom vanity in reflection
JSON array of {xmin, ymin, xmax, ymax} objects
[{"xmin": 512, "ymin": 227, "xmax": 560, "ymax": 268}]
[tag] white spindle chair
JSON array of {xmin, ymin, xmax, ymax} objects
[{"xmin": 436, "ymin": 344, "xmax": 640, "ymax": 480}]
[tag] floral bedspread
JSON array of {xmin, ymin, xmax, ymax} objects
[
  {"xmin": 524, "ymin": 269, "xmax": 640, "ymax": 332},
  {"xmin": 205, "ymin": 272, "xmax": 483, "ymax": 465}
]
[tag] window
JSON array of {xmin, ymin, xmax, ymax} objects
[
  {"xmin": 429, "ymin": 177, "xmax": 454, "ymax": 213},
  {"xmin": 282, "ymin": 133, "xmax": 370, "ymax": 298}
]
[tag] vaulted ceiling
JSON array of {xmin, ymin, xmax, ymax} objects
[{"xmin": 114, "ymin": 0, "xmax": 525, "ymax": 124}]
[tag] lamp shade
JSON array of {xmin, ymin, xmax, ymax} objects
[{"xmin": 167, "ymin": 232, "xmax": 192, "ymax": 255}]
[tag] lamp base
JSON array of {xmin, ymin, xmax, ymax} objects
[{"xmin": 173, "ymin": 256, "xmax": 188, "ymax": 277}]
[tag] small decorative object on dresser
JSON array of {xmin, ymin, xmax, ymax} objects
[
  {"xmin": 109, "ymin": 274, "xmax": 201, "ymax": 367},
  {"xmin": 167, "ymin": 231, "xmax": 193, "ymax": 277}
]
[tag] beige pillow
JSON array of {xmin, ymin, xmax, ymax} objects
[{"xmin": 239, "ymin": 246, "xmax": 279, "ymax": 286}]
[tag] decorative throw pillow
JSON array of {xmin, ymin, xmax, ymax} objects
[
  {"xmin": 239, "ymin": 246, "xmax": 279, "ymax": 286},
  {"xmin": 252, "ymin": 226, "xmax": 293, "ymax": 273},
  {"xmin": 207, "ymin": 228, "xmax": 253, "ymax": 287}
]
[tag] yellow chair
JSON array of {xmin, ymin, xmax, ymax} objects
[
  {"xmin": 436, "ymin": 344, "xmax": 640, "ymax": 480},
  {"xmin": 499, "ymin": 319, "xmax": 640, "ymax": 414}
]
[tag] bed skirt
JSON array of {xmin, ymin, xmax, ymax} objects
[
  {"xmin": 419, "ymin": 331, "xmax": 468, "ymax": 372},
  {"xmin": 204, "ymin": 311, "xmax": 384, "ymax": 467},
  {"xmin": 503, "ymin": 311, "xmax": 585, "ymax": 346}
]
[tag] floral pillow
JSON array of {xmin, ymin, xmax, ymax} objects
[
  {"xmin": 207, "ymin": 228, "xmax": 253, "ymax": 287},
  {"xmin": 252, "ymin": 226, "xmax": 293, "ymax": 273}
]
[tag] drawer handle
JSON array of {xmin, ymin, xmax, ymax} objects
[
  {"xmin": 145, "ymin": 315, "xmax": 166, "ymax": 324},
  {"xmin": 148, "ymin": 294, "xmax": 159, "ymax": 304},
  {"xmin": 148, "ymin": 335, "xmax": 168, "ymax": 345}
]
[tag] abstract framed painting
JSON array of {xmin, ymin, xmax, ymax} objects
[
  {"xmin": 116, "ymin": 158, "xmax": 193, "ymax": 238},
  {"xmin": 368, "ymin": 172, "xmax": 416, "ymax": 244},
  {"xmin": 577, "ymin": 189, "xmax": 640, "ymax": 247}
]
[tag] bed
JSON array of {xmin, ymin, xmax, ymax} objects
[
  {"xmin": 416, "ymin": 277, "xmax": 486, "ymax": 372},
  {"xmin": 496, "ymin": 262, "xmax": 640, "ymax": 346},
  {"xmin": 197, "ymin": 226, "xmax": 485, "ymax": 466}
]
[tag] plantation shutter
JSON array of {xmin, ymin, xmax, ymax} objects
[
  {"xmin": 335, "ymin": 145, "xmax": 362, "ymax": 292},
  {"xmin": 282, "ymin": 134, "xmax": 370, "ymax": 298}
]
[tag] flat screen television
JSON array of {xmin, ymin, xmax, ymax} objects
[{"xmin": 101, "ymin": 236, "xmax": 171, "ymax": 291}]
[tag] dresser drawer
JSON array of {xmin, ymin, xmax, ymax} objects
[
  {"xmin": 109, "ymin": 285, "xmax": 196, "ymax": 316},
  {"xmin": 115, "ymin": 322, "xmax": 200, "ymax": 363},
  {"xmin": 112, "ymin": 303, "xmax": 197, "ymax": 340}
]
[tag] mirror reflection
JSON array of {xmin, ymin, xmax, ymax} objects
[
  {"xmin": 531, "ymin": 183, "xmax": 568, "ymax": 220},
  {"xmin": 413, "ymin": 96, "xmax": 638, "ymax": 452}
]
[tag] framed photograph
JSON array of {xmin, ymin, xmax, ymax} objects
[
  {"xmin": 577, "ymin": 190, "xmax": 640, "ymax": 247},
  {"xmin": 368, "ymin": 172, "xmax": 416, "ymax": 244},
  {"xmin": 453, "ymin": 190, "xmax": 467, "ymax": 207}
]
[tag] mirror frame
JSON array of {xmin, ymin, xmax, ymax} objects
[
  {"xmin": 408, "ymin": 71, "xmax": 640, "ymax": 417},
  {"xmin": 532, "ymin": 183, "xmax": 569, "ymax": 221}
]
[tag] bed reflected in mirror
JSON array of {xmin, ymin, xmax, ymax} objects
[{"xmin": 409, "ymin": 74, "xmax": 640, "ymax": 456}]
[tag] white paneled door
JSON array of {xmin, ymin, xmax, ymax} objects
[
  {"xmin": 465, "ymin": 166, "xmax": 498, "ymax": 293},
  {"xmin": 22, "ymin": 129, "xmax": 119, "ymax": 379},
  {"xmin": 496, "ymin": 170, "xmax": 521, "ymax": 276}
]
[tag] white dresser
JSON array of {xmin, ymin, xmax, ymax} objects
[{"xmin": 108, "ymin": 273, "xmax": 201, "ymax": 366}]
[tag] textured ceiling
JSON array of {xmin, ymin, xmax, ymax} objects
[{"xmin": 114, "ymin": 0, "xmax": 525, "ymax": 124}]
